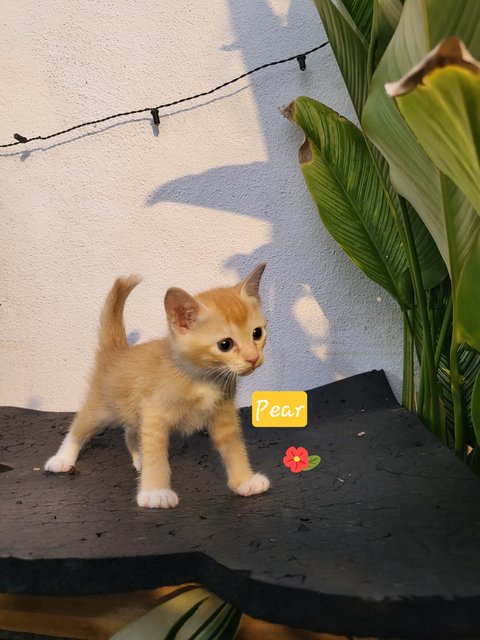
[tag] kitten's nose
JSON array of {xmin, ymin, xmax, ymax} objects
[{"xmin": 246, "ymin": 356, "xmax": 259, "ymax": 367}]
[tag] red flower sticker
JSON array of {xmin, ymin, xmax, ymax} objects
[{"xmin": 283, "ymin": 446, "xmax": 309, "ymax": 473}]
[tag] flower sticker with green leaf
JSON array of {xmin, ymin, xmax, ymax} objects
[{"xmin": 283, "ymin": 446, "xmax": 321, "ymax": 473}]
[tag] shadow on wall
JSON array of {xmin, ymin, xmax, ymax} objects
[
  {"xmin": 127, "ymin": 330, "xmax": 141, "ymax": 346},
  {"xmin": 1, "ymin": 1, "xmax": 390, "ymax": 396},
  {"xmin": 25, "ymin": 396, "xmax": 43, "ymax": 410},
  {"xmin": 146, "ymin": 0, "xmax": 359, "ymax": 390}
]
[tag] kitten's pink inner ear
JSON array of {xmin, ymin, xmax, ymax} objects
[
  {"xmin": 240, "ymin": 262, "xmax": 266, "ymax": 298},
  {"xmin": 164, "ymin": 288, "xmax": 200, "ymax": 333}
]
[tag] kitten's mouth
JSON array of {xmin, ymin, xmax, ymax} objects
[{"xmin": 238, "ymin": 365, "xmax": 257, "ymax": 377}]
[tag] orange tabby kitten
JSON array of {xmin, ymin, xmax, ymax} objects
[{"xmin": 45, "ymin": 264, "xmax": 270, "ymax": 509}]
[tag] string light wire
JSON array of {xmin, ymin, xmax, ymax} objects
[{"xmin": 0, "ymin": 41, "xmax": 328, "ymax": 149}]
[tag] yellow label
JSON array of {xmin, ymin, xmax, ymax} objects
[{"xmin": 252, "ymin": 391, "xmax": 308, "ymax": 427}]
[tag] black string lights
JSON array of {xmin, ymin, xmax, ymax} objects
[{"xmin": 1, "ymin": 42, "xmax": 328, "ymax": 149}]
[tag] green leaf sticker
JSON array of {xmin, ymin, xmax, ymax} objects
[{"xmin": 301, "ymin": 455, "xmax": 321, "ymax": 471}]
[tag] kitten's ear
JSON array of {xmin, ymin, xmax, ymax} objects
[
  {"xmin": 239, "ymin": 263, "xmax": 266, "ymax": 299},
  {"xmin": 164, "ymin": 288, "xmax": 200, "ymax": 333}
]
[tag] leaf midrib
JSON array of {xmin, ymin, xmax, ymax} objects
[{"xmin": 306, "ymin": 133, "xmax": 402, "ymax": 298}]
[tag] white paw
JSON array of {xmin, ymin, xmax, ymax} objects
[
  {"xmin": 137, "ymin": 489, "xmax": 179, "ymax": 509},
  {"xmin": 44, "ymin": 455, "xmax": 75, "ymax": 473},
  {"xmin": 234, "ymin": 473, "xmax": 270, "ymax": 497}
]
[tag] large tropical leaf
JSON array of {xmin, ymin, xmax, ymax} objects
[
  {"xmin": 304, "ymin": 0, "xmax": 478, "ymax": 448},
  {"xmin": 110, "ymin": 586, "xmax": 240, "ymax": 640},
  {"xmin": 312, "ymin": 0, "xmax": 446, "ymax": 291},
  {"xmin": 339, "ymin": 0, "xmax": 373, "ymax": 44},
  {"xmin": 283, "ymin": 96, "xmax": 411, "ymax": 306},
  {"xmin": 455, "ymin": 234, "xmax": 480, "ymax": 351},
  {"xmin": 362, "ymin": 0, "xmax": 480, "ymax": 353},
  {"xmin": 404, "ymin": 198, "xmax": 446, "ymax": 291},
  {"xmin": 438, "ymin": 345, "xmax": 480, "ymax": 445},
  {"xmin": 471, "ymin": 368, "xmax": 480, "ymax": 447},
  {"xmin": 370, "ymin": 0, "xmax": 404, "ymax": 69},
  {"xmin": 362, "ymin": 0, "xmax": 480, "ymax": 270},
  {"xmin": 387, "ymin": 39, "xmax": 480, "ymax": 217},
  {"xmin": 312, "ymin": 0, "xmax": 370, "ymax": 118},
  {"xmin": 313, "ymin": 0, "xmax": 404, "ymax": 118},
  {"xmin": 386, "ymin": 38, "xmax": 480, "ymax": 351},
  {"xmin": 367, "ymin": 144, "xmax": 446, "ymax": 290}
]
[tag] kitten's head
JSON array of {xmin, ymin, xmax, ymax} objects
[{"xmin": 165, "ymin": 264, "xmax": 267, "ymax": 377}]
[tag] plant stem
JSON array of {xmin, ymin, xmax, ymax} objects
[
  {"xmin": 361, "ymin": 139, "xmax": 439, "ymax": 427},
  {"xmin": 434, "ymin": 296, "xmax": 453, "ymax": 370},
  {"xmin": 398, "ymin": 197, "xmax": 441, "ymax": 435},
  {"xmin": 439, "ymin": 173, "xmax": 465, "ymax": 455},
  {"xmin": 450, "ymin": 335, "xmax": 465, "ymax": 457},
  {"xmin": 417, "ymin": 342, "xmax": 426, "ymax": 418},
  {"xmin": 402, "ymin": 310, "xmax": 415, "ymax": 412}
]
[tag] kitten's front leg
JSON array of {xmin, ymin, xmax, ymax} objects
[
  {"xmin": 209, "ymin": 400, "xmax": 270, "ymax": 497},
  {"xmin": 137, "ymin": 401, "xmax": 178, "ymax": 509}
]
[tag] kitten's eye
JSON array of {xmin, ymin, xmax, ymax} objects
[
  {"xmin": 218, "ymin": 338, "xmax": 234, "ymax": 352},
  {"xmin": 253, "ymin": 327, "xmax": 263, "ymax": 341}
]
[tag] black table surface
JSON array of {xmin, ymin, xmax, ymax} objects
[{"xmin": 1, "ymin": 370, "xmax": 480, "ymax": 639}]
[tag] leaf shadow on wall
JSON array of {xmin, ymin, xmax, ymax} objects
[{"xmin": 146, "ymin": 0, "xmax": 367, "ymax": 391}]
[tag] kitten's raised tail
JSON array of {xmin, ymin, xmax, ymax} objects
[{"xmin": 98, "ymin": 275, "xmax": 142, "ymax": 351}]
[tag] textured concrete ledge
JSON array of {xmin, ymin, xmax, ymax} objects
[{"xmin": 1, "ymin": 371, "xmax": 480, "ymax": 639}]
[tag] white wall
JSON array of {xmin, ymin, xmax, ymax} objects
[{"xmin": 0, "ymin": 0, "xmax": 403, "ymax": 412}]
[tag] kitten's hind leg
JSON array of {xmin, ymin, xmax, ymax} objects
[
  {"xmin": 45, "ymin": 394, "xmax": 107, "ymax": 473},
  {"xmin": 125, "ymin": 427, "xmax": 141, "ymax": 472}
]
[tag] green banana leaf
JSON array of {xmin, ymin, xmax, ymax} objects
[
  {"xmin": 404, "ymin": 198, "xmax": 446, "ymax": 291},
  {"xmin": 471, "ymin": 369, "xmax": 480, "ymax": 449},
  {"xmin": 313, "ymin": 0, "xmax": 403, "ymax": 118},
  {"xmin": 387, "ymin": 39, "xmax": 480, "ymax": 217},
  {"xmin": 437, "ymin": 346, "xmax": 480, "ymax": 445},
  {"xmin": 110, "ymin": 586, "xmax": 240, "ymax": 640},
  {"xmin": 455, "ymin": 235, "xmax": 480, "ymax": 350},
  {"xmin": 362, "ymin": 0, "xmax": 480, "ymax": 353},
  {"xmin": 370, "ymin": 0, "xmax": 404, "ymax": 70},
  {"xmin": 382, "ymin": 36, "xmax": 480, "ymax": 351},
  {"xmin": 338, "ymin": 0, "xmax": 373, "ymax": 44},
  {"xmin": 312, "ymin": 0, "xmax": 370, "ymax": 118},
  {"xmin": 311, "ymin": 0, "xmax": 446, "ymax": 291},
  {"xmin": 362, "ymin": 0, "xmax": 480, "ymax": 269},
  {"xmin": 282, "ymin": 96, "xmax": 411, "ymax": 307},
  {"xmin": 304, "ymin": 0, "xmax": 477, "ymax": 446}
]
